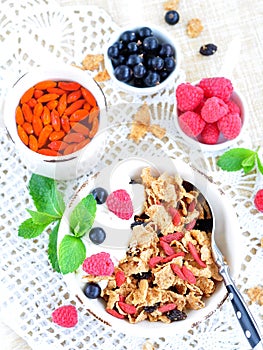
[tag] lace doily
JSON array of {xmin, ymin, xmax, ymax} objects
[{"xmin": 0, "ymin": 1, "xmax": 262, "ymax": 350}]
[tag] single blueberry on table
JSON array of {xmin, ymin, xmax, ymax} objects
[
  {"xmin": 89, "ymin": 227, "xmax": 106, "ymax": 245},
  {"xmin": 84, "ymin": 282, "xmax": 101, "ymax": 299},
  {"xmin": 91, "ymin": 187, "xmax": 108, "ymax": 204},
  {"xmin": 165, "ymin": 10, "xmax": 180, "ymax": 25}
]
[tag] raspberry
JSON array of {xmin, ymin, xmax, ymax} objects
[
  {"xmin": 82, "ymin": 252, "xmax": 114, "ymax": 276},
  {"xmin": 178, "ymin": 111, "xmax": 205, "ymax": 137},
  {"xmin": 176, "ymin": 83, "xmax": 204, "ymax": 112},
  {"xmin": 201, "ymin": 97, "xmax": 228, "ymax": 123},
  {"xmin": 198, "ymin": 77, "xmax": 233, "ymax": 102},
  {"xmin": 52, "ymin": 305, "xmax": 78, "ymax": 328},
  {"xmin": 226, "ymin": 99, "xmax": 241, "ymax": 115},
  {"xmin": 200, "ymin": 123, "xmax": 220, "ymax": 144},
  {"xmin": 106, "ymin": 189, "xmax": 133, "ymax": 220},
  {"xmin": 254, "ymin": 189, "xmax": 263, "ymax": 212},
  {"xmin": 217, "ymin": 112, "xmax": 241, "ymax": 140}
]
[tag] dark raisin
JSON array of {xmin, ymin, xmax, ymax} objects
[
  {"xmin": 199, "ymin": 43, "xmax": 217, "ymax": 56},
  {"xmin": 132, "ymin": 271, "xmax": 152, "ymax": 280},
  {"xmin": 144, "ymin": 305, "xmax": 158, "ymax": 313},
  {"xmin": 166, "ymin": 309, "xmax": 187, "ymax": 321}
]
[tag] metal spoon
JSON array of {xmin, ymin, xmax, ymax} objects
[{"xmin": 188, "ymin": 181, "xmax": 263, "ymax": 349}]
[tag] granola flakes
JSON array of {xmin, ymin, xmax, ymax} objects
[
  {"xmin": 82, "ymin": 53, "xmax": 104, "ymax": 71},
  {"xmin": 247, "ymin": 286, "xmax": 263, "ymax": 306},
  {"xmin": 83, "ymin": 168, "xmax": 222, "ymax": 323},
  {"xmin": 186, "ymin": 18, "xmax": 204, "ymax": 38},
  {"xmin": 163, "ymin": 0, "xmax": 180, "ymax": 11}
]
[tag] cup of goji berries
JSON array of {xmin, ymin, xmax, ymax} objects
[
  {"xmin": 174, "ymin": 77, "xmax": 248, "ymax": 152},
  {"xmin": 4, "ymin": 64, "xmax": 107, "ymax": 180}
]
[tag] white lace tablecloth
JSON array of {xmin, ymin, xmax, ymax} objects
[{"xmin": 0, "ymin": 1, "xmax": 262, "ymax": 349}]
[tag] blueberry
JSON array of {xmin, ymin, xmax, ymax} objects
[
  {"xmin": 89, "ymin": 227, "xmax": 106, "ymax": 244},
  {"xmin": 111, "ymin": 54, "xmax": 126, "ymax": 68},
  {"xmin": 133, "ymin": 78, "xmax": 145, "ymax": 88},
  {"xmin": 151, "ymin": 56, "xmax": 164, "ymax": 71},
  {"xmin": 84, "ymin": 282, "xmax": 101, "ymax": 299},
  {"xmin": 143, "ymin": 36, "xmax": 159, "ymax": 53},
  {"xmin": 113, "ymin": 41, "xmax": 125, "ymax": 51},
  {"xmin": 133, "ymin": 64, "xmax": 146, "ymax": 78},
  {"xmin": 160, "ymin": 70, "xmax": 169, "ymax": 82},
  {"xmin": 107, "ymin": 45, "xmax": 119, "ymax": 59},
  {"xmin": 120, "ymin": 30, "xmax": 137, "ymax": 43},
  {"xmin": 138, "ymin": 27, "xmax": 153, "ymax": 39},
  {"xmin": 143, "ymin": 71, "xmax": 160, "ymax": 87},
  {"xmin": 164, "ymin": 57, "xmax": 176, "ymax": 72},
  {"xmin": 114, "ymin": 65, "xmax": 132, "ymax": 82},
  {"xmin": 126, "ymin": 54, "xmax": 143, "ymax": 67},
  {"xmin": 165, "ymin": 10, "xmax": 180, "ymax": 25},
  {"xmin": 127, "ymin": 41, "xmax": 138, "ymax": 53},
  {"xmin": 159, "ymin": 43, "xmax": 175, "ymax": 57},
  {"xmin": 199, "ymin": 43, "xmax": 217, "ymax": 56},
  {"xmin": 166, "ymin": 309, "xmax": 187, "ymax": 321},
  {"xmin": 91, "ymin": 187, "xmax": 108, "ymax": 204}
]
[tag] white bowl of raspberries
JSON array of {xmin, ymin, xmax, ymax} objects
[
  {"xmin": 174, "ymin": 77, "xmax": 247, "ymax": 151},
  {"xmin": 104, "ymin": 24, "xmax": 181, "ymax": 95}
]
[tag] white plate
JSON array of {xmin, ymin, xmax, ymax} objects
[{"xmin": 57, "ymin": 157, "xmax": 243, "ymax": 337}]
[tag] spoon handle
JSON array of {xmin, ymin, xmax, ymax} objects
[{"xmin": 220, "ymin": 265, "xmax": 263, "ymax": 349}]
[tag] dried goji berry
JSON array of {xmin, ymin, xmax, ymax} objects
[
  {"xmin": 27, "ymin": 98, "xmax": 37, "ymax": 108},
  {"xmin": 57, "ymin": 93, "xmax": 67, "ymax": 116},
  {"xmin": 51, "ymin": 109, "xmax": 61, "ymax": 131},
  {"xmin": 58, "ymin": 81, "xmax": 81, "ymax": 91},
  {"xmin": 20, "ymin": 87, "xmax": 34, "ymax": 104},
  {"xmin": 72, "ymin": 138, "xmax": 90, "ymax": 152},
  {"xmin": 185, "ymin": 219, "xmax": 196, "ymax": 230},
  {"xmin": 38, "ymin": 124, "xmax": 53, "ymax": 148},
  {"xmin": 71, "ymin": 122, "xmax": 90, "ymax": 136},
  {"xmin": 69, "ymin": 109, "xmax": 89, "ymax": 122},
  {"xmin": 22, "ymin": 122, "xmax": 34, "ymax": 135},
  {"xmin": 81, "ymin": 87, "xmax": 97, "ymax": 106},
  {"xmin": 148, "ymin": 256, "xmax": 163, "ymax": 268},
  {"xmin": 171, "ymin": 264, "xmax": 186, "ymax": 281},
  {"xmin": 37, "ymin": 93, "xmax": 59, "ymax": 103},
  {"xmin": 118, "ymin": 301, "xmax": 137, "ymax": 315},
  {"xmin": 48, "ymin": 140, "xmax": 68, "ymax": 151},
  {"xmin": 187, "ymin": 242, "xmax": 207, "ymax": 268},
  {"xmin": 49, "ymin": 130, "xmax": 65, "ymax": 141},
  {"xmin": 32, "ymin": 115, "xmax": 43, "ymax": 137},
  {"xmin": 160, "ymin": 232, "xmax": 184, "ymax": 244},
  {"xmin": 28, "ymin": 134, "xmax": 38, "ymax": 152},
  {"xmin": 33, "ymin": 102, "xmax": 43, "ymax": 118},
  {"xmin": 160, "ymin": 240, "xmax": 175, "ymax": 256},
  {"xmin": 63, "ymin": 143, "xmax": 78, "ymax": 155},
  {"xmin": 67, "ymin": 89, "xmax": 82, "ymax": 103},
  {"xmin": 46, "ymin": 100, "xmax": 58, "ymax": 110},
  {"xmin": 106, "ymin": 308, "xmax": 125, "ymax": 319},
  {"xmin": 63, "ymin": 132, "xmax": 85, "ymax": 144},
  {"xmin": 158, "ymin": 303, "xmax": 177, "ymax": 313},
  {"xmin": 38, "ymin": 148, "xmax": 58, "ymax": 156},
  {"xmin": 15, "ymin": 106, "xmax": 24, "ymax": 125},
  {"xmin": 88, "ymin": 105, "xmax": 100, "ymax": 123},
  {"xmin": 33, "ymin": 89, "xmax": 44, "ymax": 99},
  {"xmin": 47, "ymin": 87, "xmax": 66, "ymax": 95},
  {"xmin": 64, "ymin": 99, "xmax": 86, "ymax": 115},
  {"xmin": 41, "ymin": 106, "xmax": 51, "ymax": 125},
  {"xmin": 115, "ymin": 270, "xmax": 126, "ymax": 287},
  {"xmin": 22, "ymin": 103, "xmax": 33, "ymax": 123},
  {"xmin": 188, "ymin": 200, "xmax": 196, "ymax": 212},
  {"xmin": 61, "ymin": 115, "xmax": 70, "ymax": 133},
  {"xmin": 169, "ymin": 207, "xmax": 181, "ymax": 226},
  {"xmin": 17, "ymin": 125, "xmax": 29, "ymax": 145},
  {"xmin": 160, "ymin": 252, "xmax": 185, "ymax": 263},
  {"xmin": 34, "ymin": 80, "xmax": 57, "ymax": 90},
  {"xmin": 89, "ymin": 117, "xmax": 99, "ymax": 138},
  {"xmin": 181, "ymin": 265, "xmax": 196, "ymax": 284}
]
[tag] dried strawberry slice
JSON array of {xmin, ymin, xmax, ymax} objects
[
  {"xmin": 115, "ymin": 270, "xmax": 126, "ymax": 287},
  {"xmin": 158, "ymin": 303, "xmax": 177, "ymax": 313},
  {"xmin": 106, "ymin": 308, "xmax": 125, "ymax": 319},
  {"xmin": 148, "ymin": 256, "xmax": 163, "ymax": 268}
]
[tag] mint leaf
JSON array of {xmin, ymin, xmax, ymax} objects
[
  {"xmin": 58, "ymin": 235, "xmax": 86, "ymax": 274},
  {"xmin": 48, "ymin": 221, "xmax": 61, "ymax": 273},
  {"xmin": 241, "ymin": 154, "xmax": 256, "ymax": 174},
  {"xmin": 18, "ymin": 218, "xmax": 49, "ymax": 239},
  {"xmin": 29, "ymin": 174, "xmax": 65, "ymax": 217},
  {"xmin": 27, "ymin": 209, "xmax": 60, "ymax": 225},
  {"xmin": 69, "ymin": 194, "xmax": 97, "ymax": 238},
  {"xmin": 217, "ymin": 148, "xmax": 255, "ymax": 171},
  {"xmin": 256, "ymin": 153, "xmax": 263, "ymax": 175}
]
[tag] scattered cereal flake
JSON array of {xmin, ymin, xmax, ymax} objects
[
  {"xmin": 187, "ymin": 18, "xmax": 204, "ymax": 38},
  {"xmin": 82, "ymin": 54, "xmax": 104, "ymax": 71},
  {"xmin": 142, "ymin": 341, "xmax": 155, "ymax": 350},
  {"xmin": 163, "ymin": 0, "xmax": 179, "ymax": 11},
  {"xmin": 134, "ymin": 102, "xmax": 151, "ymax": 126},
  {"xmin": 149, "ymin": 124, "xmax": 166, "ymax": 139},
  {"xmin": 247, "ymin": 286, "xmax": 263, "ymax": 306},
  {"xmin": 94, "ymin": 69, "xmax": 111, "ymax": 82},
  {"xmin": 261, "ymin": 237, "xmax": 263, "ymax": 247},
  {"xmin": 129, "ymin": 122, "xmax": 149, "ymax": 143}
]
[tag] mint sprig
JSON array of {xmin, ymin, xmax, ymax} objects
[
  {"xmin": 18, "ymin": 174, "xmax": 97, "ymax": 275},
  {"xmin": 217, "ymin": 147, "xmax": 263, "ymax": 175}
]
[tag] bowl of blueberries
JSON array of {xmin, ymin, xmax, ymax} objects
[{"xmin": 104, "ymin": 24, "xmax": 181, "ymax": 95}]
